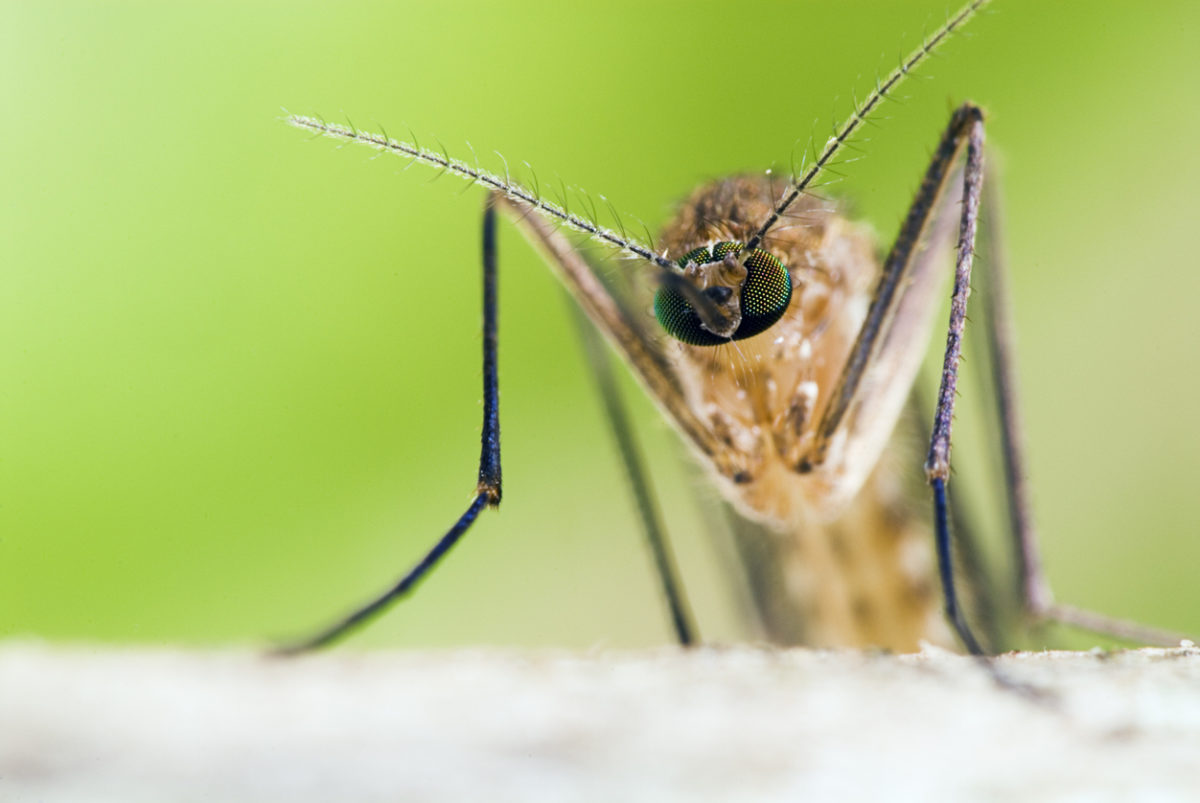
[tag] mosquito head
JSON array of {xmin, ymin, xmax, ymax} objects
[{"xmin": 654, "ymin": 242, "xmax": 792, "ymax": 347}]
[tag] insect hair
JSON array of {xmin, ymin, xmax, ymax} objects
[
  {"xmin": 286, "ymin": 113, "xmax": 675, "ymax": 272},
  {"xmin": 740, "ymin": 0, "xmax": 990, "ymax": 254},
  {"xmin": 286, "ymin": 0, "xmax": 988, "ymax": 274}
]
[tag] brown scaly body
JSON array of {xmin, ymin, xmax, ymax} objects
[{"xmin": 658, "ymin": 177, "xmax": 952, "ymax": 650}]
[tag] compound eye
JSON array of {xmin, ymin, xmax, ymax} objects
[
  {"xmin": 654, "ymin": 242, "xmax": 792, "ymax": 346},
  {"xmin": 735, "ymin": 248, "xmax": 792, "ymax": 340}
]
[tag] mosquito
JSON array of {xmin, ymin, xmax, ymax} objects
[{"xmin": 279, "ymin": 0, "xmax": 1186, "ymax": 655}]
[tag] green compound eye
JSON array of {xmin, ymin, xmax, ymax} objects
[{"xmin": 654, "ymin": 242, "xmax": 792, "ymax": 346}]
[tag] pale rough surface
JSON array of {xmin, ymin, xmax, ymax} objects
[{"xmin": 1, "ymin": 642, "xmax": 1199, "ymax": 803}]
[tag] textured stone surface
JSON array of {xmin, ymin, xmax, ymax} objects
[{"xmin": 2, "ymin": 642, "xmax": 1199, "ymax": 802}]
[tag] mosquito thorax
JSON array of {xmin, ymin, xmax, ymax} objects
[{"xmin": 654, "ymin": 241, "xmax": 792, "ymax": 347}]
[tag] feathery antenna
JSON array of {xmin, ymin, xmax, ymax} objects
[
  {"xmin": 740, "ymin": 0, "xmax": 990, "ymax": 255},
  {"xmin": 286, "ymin": 115, "xmax": 675, "ymax": 272}
]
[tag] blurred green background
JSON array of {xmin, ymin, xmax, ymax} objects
[{"xmin": 3, "ymin": 0, "xmax": 1197, "ymax": 650}]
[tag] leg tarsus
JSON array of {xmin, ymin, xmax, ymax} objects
[
  {"xmin": 274, "ymin": 492, "xmax": 492, "ymax": 654},
  {"xmin": 275, "ymin": 196, "xmax": 505, "ymax": 654},
  {"xmin": 932, "ymin": 478, "xmax": 985, "ymax": 655}
]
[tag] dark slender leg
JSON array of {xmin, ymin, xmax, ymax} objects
[
  {"xmin": 931, "ymin": 479, "xmax": 984, "ymax": 655},
  {"xmin": 976, "ymin": 172, "xmax": 1190, "ymax": 648},
  {"xmin": 924, "ymin": 106, "xmax": 987, "ymax": 655},
  {"xmin": 568, "ymin": 301, "xmax": 698, "ymax": 646},
  {"xmin": 973, "ymin": 171, "xmax": 1047, "ymax": 620},
  {"xmin": 909, "ymin": 391, "xmax": 1004, "ymax": 652},
  {"xmin": 808, "ymin": 103, "xmax": 990, "ymax": 654},
  {"xmin": 275, "ymin": 198, "xmax": 504, "ymax": 654}
]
